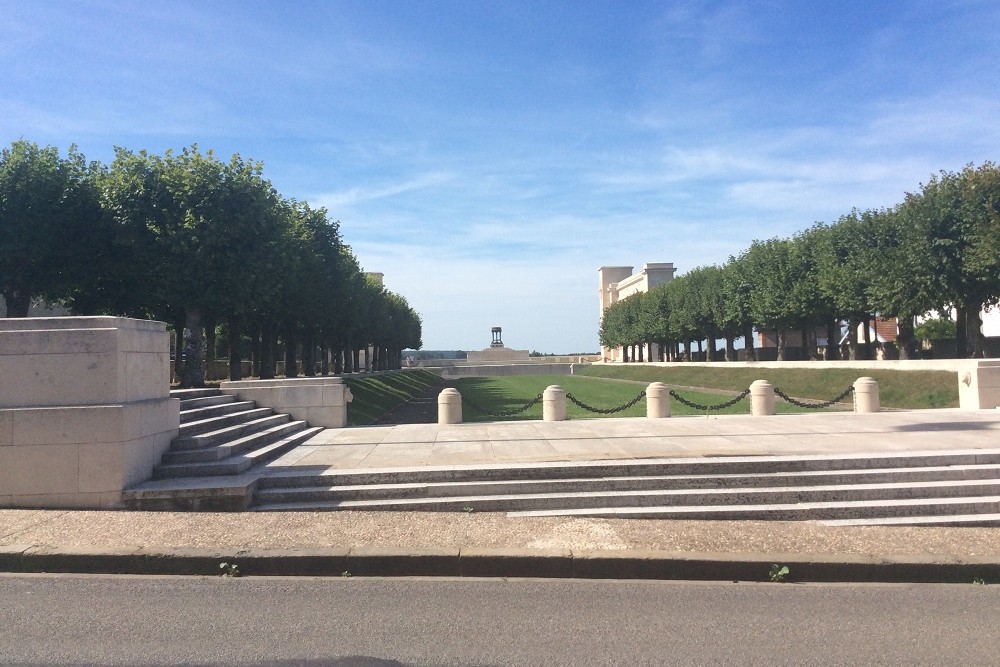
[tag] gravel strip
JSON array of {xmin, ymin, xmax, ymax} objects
[{"xmin": 1, "ymin": 510, "xmax": 997, "ymax": 560}]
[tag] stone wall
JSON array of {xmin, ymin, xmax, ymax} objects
[{"xmin": 0, "ymin": 317, "xmax": 178, "ymax": 508}]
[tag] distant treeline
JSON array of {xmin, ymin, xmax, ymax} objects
[
  {"xmin": 0, "ymin": 140, "xmax": 422, "ymax": 385},
  {"xmin": 600, "ymin": 162, "xmax": 1000, "ymax": 361}
]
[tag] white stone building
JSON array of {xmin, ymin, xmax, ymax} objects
[{"xmin": 598, "ymin": 263, "xmax": 676, "ymax": 362}]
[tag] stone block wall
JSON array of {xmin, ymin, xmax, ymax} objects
[
  {"xmin": 220, "ymin": 376, "xmax": 352, "ymax": 428},
  {"xmin": 0, "ymin": 317, "xmax": 178, "ymax": 508}
]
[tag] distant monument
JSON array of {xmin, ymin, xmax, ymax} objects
[{"xmin": 467, "ymin": 326, "xmax": 530, "ymax": 362}]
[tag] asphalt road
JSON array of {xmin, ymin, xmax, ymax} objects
[{"xmin": 2, "ymin": 574, "xmax": 998, "ymax": 666}]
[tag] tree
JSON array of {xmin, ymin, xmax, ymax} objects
[{"xmin": 0, "ymin": 140, "xmax": 102, "ymax": 316}]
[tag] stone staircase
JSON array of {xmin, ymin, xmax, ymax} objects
[
  {"xmin": 151, "ymin": 388, "xmax": 323, "ymax": 480},
  {"xmin": 250, "ymin": 450, "xmax": 1000, "ymax": 526}
]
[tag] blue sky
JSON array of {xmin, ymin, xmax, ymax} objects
[{"xmin": 3, "ymin": 1, "xmax": 999, "ymax": 353}]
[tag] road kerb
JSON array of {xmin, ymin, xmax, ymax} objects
[{"xmin": 0, "ymin": 545, "xmax": 997, "ymax": 584}]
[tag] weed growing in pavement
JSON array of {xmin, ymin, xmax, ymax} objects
[
  {"xmin": 219, "ymin": 562, "xmax": 240, "ymax": 578},
  {"xmin": 462, "ymin": 506, "xmax": 475, "ymax": 513},
  {"xmin": 341, "ymin": 570, "xmax": 352, "ymax": 577},
  {"xmin": 768, "ymin": 564, "xmax": 790, "ymax": 583},
  {"xmin": 972, "ymin": 577, "xmax": 986, "ymax": 585}
]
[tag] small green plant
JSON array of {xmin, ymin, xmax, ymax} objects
[
  {"xmin": 219, "ymin": 562, "xmax": 240, "ymax": 578},
  {"xmin": 972, "ymin": 577, "xmax": 986, "ymax": 585},
  {"xmin": 462, "ymin": 506, "xmax": 475, "ymax": 513},
  {"xmin": 768, "ymin": 564, "xmax": 790, "ymax": 583},
  {"xmin": 341, "ymin": 570, "xmax": 352, "ymax": 577}
]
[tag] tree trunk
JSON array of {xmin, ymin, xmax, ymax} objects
[
  {"xmin": 180, "ymin": 308, "xmax": 205, "ymax": 388},
  {"xmin": 250, "ymin": 328, "xmax": 261, "ymax": 378},
  {"xmin": 683, "ymin": 340, "xmax": 691, "ymax": 362},
  {"xmin": 800, "ymin": 326, "xmax": 810, "ymax": 360},
  {"xmin": 862, "ymin": 316, "xmax": 873, "ymax": 360},
  {"xmin": 204, "ymin": 316, "xmax": 217, "ymax": 380},
  {"xmin": 283, "ymin": 327, "xmax": 298, "ymax": 378},
  {"xmin": 847, "ymin": 317, "xmax": 860, "ymax": 360},
  {"xmin": 725, "ymin": 336, "xmax": 736, "ymax": 362},
  {"xmin": 825, "ymin": 321, "xmax": 840, "ymax": 361},
  {"xmin": 965, "ymin": 303, "xmax": 984, "ymax": 357},
  {"xmin": 955, "ymin": 305, "xmax": 968, "ymax": 358},
  {"xmin": 321, "ymin": 341, "xmax": 330, "ymax": 376},
  {"xmin": 302, "ymin": 327, "xmax": 316, "ymax": 377},
  {"xmin": 227, "ymin": 315, "xmax": 243, "ymax": 381},
  {"xmin": 173, "ymin": 321, "xmax": 185, "ymax": 382},
  {"xmin": 896, "ymin": 316, "xmax": 915, "ymax": 360},
  {"xmin": 260, "ymin": 323, "xmax": 276, "ymax": 379},
  {"xmin": 3, "ymin": 289, "xmax": 30, "ymax": 317},
  {"xmin": 776, "ymin": 329, "xmax": 786, "ymax": 362},
  {"xmin": 353, "ymin": 347, "xmax": 361, "ymax": 373},
  {"xmin": 743, "ymin": 326, "xmax": 756, "ymax": 361}
]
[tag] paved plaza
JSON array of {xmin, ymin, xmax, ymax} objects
[{"xmin": 268, "ymin": 408, "xmax": 1000, "ymax": 473}]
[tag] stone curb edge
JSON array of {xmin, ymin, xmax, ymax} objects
[{"xmin": 1, "ymin": 544, "xmax": 998, "ymax": 583}]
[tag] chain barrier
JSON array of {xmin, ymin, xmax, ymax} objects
[
  {"xmin": 462, "ymin": 393, "xmax": 544, "ymax": 418},
  {"xmin": 669, "ymin": 388, "xmax": 751, "ymax": 412},
  {"xmin": 566, "ymin": 390, "xmax": 646, "ymax": 415},
  {"xmin": 773, "ymin": 385, "xmax": 854, "ymax": 409}
]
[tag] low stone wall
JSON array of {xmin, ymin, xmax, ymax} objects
[
  {"xmin": 595, "ymin": 359, "xmax": 1000, "ymax": 410},
  {"xmin": 435, "ymin": 363, "xmax": 576, "ymax": 378},
  {"xmin": 219, "ymin": 376, "xmax": 353, "ymax": 428},
  {"xmin": 0, "ymin": 317, "xmax": 179, "ymax": 508}
]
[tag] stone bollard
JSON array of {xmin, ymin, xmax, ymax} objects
[
  {"xmin": 543, "ymin": 385, "xmax": 567, "ymax": 421},
  {"xmin": 750, "ymin": 379, "xmax": 776, "ymax": 416},
  {"xmin": 646, "ymin": 382, "xmax": 671, "ymax": 419},
  {"xmin": 853, "ymin": 377, "xmax": 880, "ymax": 413},
  {"xmin": 438, "ymin": 388, "xmax": 462, "ymax": 424}
]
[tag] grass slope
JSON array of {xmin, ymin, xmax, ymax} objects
[
  {"xmin": 455, "ymin": 375, "xmax": 828, "ymax": 422},
  {"xmin": 345, "ymin": 369, "xmax": 442, "ymax": 426},
  {"xmin": 574, "ymin": 365, "xmax": 959, "ymax": 409}
]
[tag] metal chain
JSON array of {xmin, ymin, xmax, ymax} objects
[
  {"xmin": 773, "ymin": 385, "xmax": 854, "ymax": 409},
  {"xmin": 669, "ymin": 388, "xmax": 751, "ymax": 412},
  {"xmin": 566, "ymin": 390, "xmax": 646, "ymax": 415},
  {"xmin": 463, "ymin": 393, "xmax": 544, "ymax": 418}
]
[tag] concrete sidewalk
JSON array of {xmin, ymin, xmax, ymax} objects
[{"xmin": 4, "ymin": 409, "xmax": 1000, "ymax": 583}]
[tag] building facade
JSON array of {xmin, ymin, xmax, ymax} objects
[{"xmin": 598, "ymin": 262, "xmax": 676, "ymax": 362}]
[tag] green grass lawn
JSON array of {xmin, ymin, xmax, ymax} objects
[
  {"xmin": 344, "ymin": 369, "xmax": 442, "ymax": 425},
  {"xmin": 454, "ymin": 374, "xmax": 839, "ymax": 421},
  {"xmin": 573, "ymin": 365, "xmax": 959, "ymax": 409}
]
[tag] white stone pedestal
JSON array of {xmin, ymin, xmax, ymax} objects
[{"xmin": 0, "ymin": 317, "xmax": 178, "ymax": 508}]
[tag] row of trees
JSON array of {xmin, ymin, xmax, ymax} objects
[
  {"xmin": 600, "ymin": 162, "xmax": 1000, "ymax": 361},
  {"xmin": 0, "ymin": 140, "xmax": 422, "ymax": 385}
]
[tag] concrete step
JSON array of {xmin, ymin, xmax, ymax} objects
[
  {"xmin": 172, "ymin": 413, "xmax": 290, "ymax": 450},
  {"xmin": 502, "ymin": 496, "xmax": 1000, "ymax": 522},
  {"xmin": 154, "ymin": 426, "xmax": 323, "ymax": 479},
  {"xmin": 254, "ymin": 464, "xmax": 1000, "ymax": 503},
  {"xmin": 170, "ymin": 388, "xmax": 222, "ymax": 401},
  {"xmin": 180, "ymin": 400, "xmax": 257, "ymax": 425},
  {"xmin": 176, "ymin": 407, "xmax": 275, "ymax": 440},
  {"xmin": 178, "ymin": 394, "xmax": 235, "ymax": 411},
  {"xmin": 252, "ymin": 478, "xmax": 1000, "ymax": 513},
  {"xmin": 819, "ymin": 513, "xmax": 1000, "ymax": 527},
  {"xmin": 163, "ymin": 420, "xmax": 315, "ymax": 464},
  {"xmin": 256, "ymin": 450, "xmax": 1000, "ymax": 490}
]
